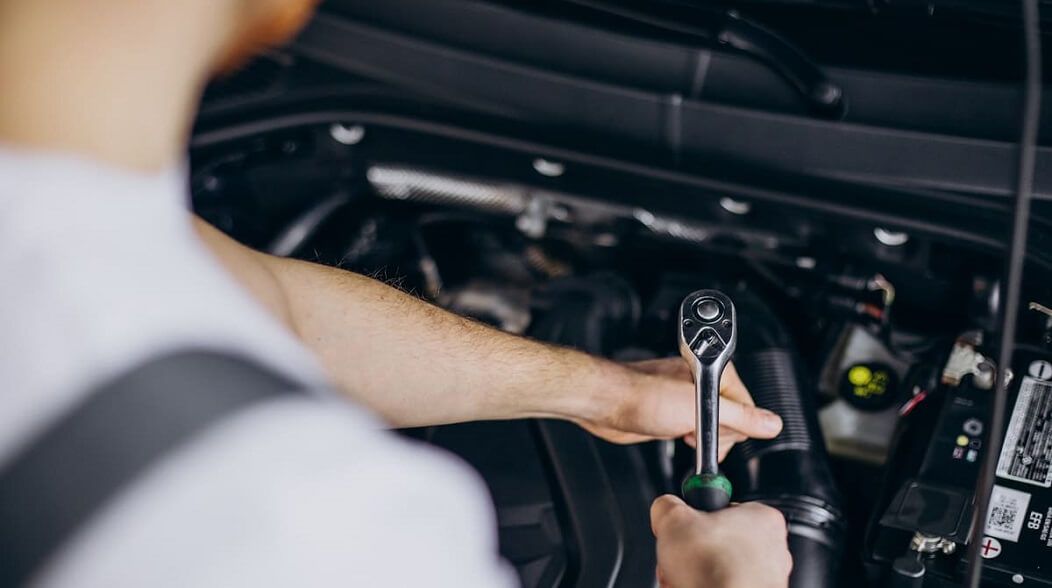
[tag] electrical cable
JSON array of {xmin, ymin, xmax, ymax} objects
[{"xmin": 963, "ymin": 0, "xmax": 1041, "ymax": 585}]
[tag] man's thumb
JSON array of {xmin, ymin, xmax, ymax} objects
[{"xmin": 650, "ymin": 494, "xmax": 692, "ymax": 535}]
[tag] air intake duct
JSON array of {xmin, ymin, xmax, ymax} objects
[{"xmin": 721, "ymin": 288, "xmax": 845, "ymax": 588}]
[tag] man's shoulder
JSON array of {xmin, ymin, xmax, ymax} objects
[{"xmin": 35, "ymin": 397, "xmax": 515, "ymax": 587}]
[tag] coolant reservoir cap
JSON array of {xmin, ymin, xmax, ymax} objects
[{"xmin": 839, "ymin": 362, "xmax": 899, "ymax": 411}]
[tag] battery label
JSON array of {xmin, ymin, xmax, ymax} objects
[
  {"xmin": 985, "ymin": 485, "xmax": 1032, "ymax": 542},
  {"xmin": 997, "ymin": 376, "xmax": 1052, "ymax": 488}
]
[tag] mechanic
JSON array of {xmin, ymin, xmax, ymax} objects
[{"xmin": 0, "ymin": 0, "xmax": 792, "ymax": 586}]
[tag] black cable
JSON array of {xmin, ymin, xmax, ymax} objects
[{"xmin": 964, "ymin": 0, "xmax": 1041, "ymax": 585}]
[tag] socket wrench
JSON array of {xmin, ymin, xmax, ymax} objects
[{"xmin": 678, "ymin": 289, "xmax": 737, "ymax": 511}]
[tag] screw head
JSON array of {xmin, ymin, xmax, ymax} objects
[
  {"xmin": 796, "ymin": 256, "xmax": 817, "ymax": 269},
  {"xmin": 874, "ymin": 227, "xmax": 910, "ymax": 247},
  {"xmin": 719, "ymin": 197, "xmax": 751, "ymax": 215},
  {"xmin": 532, "ymin": 158, "xmax": 565, "ymax": 177},
  {"xmin": 330, "ymin": 123, "xmax": 365, "ymax": 145}
]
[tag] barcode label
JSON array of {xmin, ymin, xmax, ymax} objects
[
  {"xmin": 985, "ymin": 485, "xmax": 1031, "ymax": 542},
  {"xmin": 996, "ymin": 376, "xmax": 1052, "ymax": 488}
]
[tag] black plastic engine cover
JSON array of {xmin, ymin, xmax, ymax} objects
[{"xmin": 409, "ymin": 275, "xmax": 657, "ymax": 588}]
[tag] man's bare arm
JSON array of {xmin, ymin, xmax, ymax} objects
[{"xmin": 193, "ymin": 217, "xmax": 782, "ymax": 444}]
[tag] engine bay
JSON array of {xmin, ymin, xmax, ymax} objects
[
  {"xmin": 187, "ymin": 114, "xmax": 1052, "ymax": 587},
  {"xmin": 187, "ymin": 1, "xmax": 1052, "ymax": 584}
]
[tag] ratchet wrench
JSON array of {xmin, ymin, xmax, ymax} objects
[{"xmin": 678, "ymin": 289, "xmax": 737, "ymax": 511}]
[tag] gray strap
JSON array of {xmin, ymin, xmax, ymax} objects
[{"xmin": 0, "ymin": 351, "xmax": 301, "ymax": 587}]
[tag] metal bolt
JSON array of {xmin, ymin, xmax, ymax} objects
[
  {"xmin": 796, "ymin": 257, "xmax": 817, "ymax": 269},
  {"xmin": 330, "ymin": 123, "xmax": 365, "ymax": 145},
  {"xmin": 910, "ymin": 533, "xmax": 943, "ymax": 554},
  {"xmin": 874, "ymin": 227, "xmax": 910, "ymax": 247},
  {"xmin": 719, "ymin": 197, "xmax": 752, "ymax": 215},
  {"xmin": 515, "ymin": 197, "xmax": 551, "ymax": 239},
  {"xmin": 532, "ymin": 158, "xmax": 565, "ymax": 177},
  {"xmin": 973, "ymin": 361, "xmax": 996, "ymax": 390}
]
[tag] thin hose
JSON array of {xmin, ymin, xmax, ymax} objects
[{"xmin": 964, "ymin": 0, "xmax": 1042, "ymax": 584}]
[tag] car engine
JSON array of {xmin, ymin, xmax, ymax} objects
[{"xmin": 189, "ymin": 2, "xmax": 1052, "ymax": 586}]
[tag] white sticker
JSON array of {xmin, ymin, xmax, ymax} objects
[
  {"xmin": 985, "ymin": 485, "xmax": 1032, "ymax": 542},
  {"xmin": 1030, "ymin": 360, "xmax": 1052, "ymax": 381},
  {"xmin": 997, "ymin": 376, "xmax": 1052, "ymax": 488}
]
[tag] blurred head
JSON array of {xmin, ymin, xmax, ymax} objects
[
  {"xmin": 0, "ymin": 0, "xmax": 324, "ymax": 170},
  {"xmin": 214, "ymin": 0, "xmax": 320, "ymax": 74}
]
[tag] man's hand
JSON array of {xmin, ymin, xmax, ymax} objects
[
  {"xmin": 651, "ymin": 495, "xmax": 792, "ymax": 588},
  {"xmin": 573, "ymin": 358, "xmax": 782, "ymax": 460}
]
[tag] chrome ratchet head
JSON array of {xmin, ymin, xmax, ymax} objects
[{"xmin": 677, "ymin": 289, "xmax": 738, "ymax": 377}]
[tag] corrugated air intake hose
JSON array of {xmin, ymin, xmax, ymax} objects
[{"xmin": 720, "ymin": 288, "xmax": 845, "ymax": 588}]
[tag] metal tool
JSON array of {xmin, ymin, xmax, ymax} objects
[{"xmin": 678, "ymin": 289, "xmax": 737, "ymax": 511}]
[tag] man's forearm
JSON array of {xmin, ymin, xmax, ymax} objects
[
  {"xmin": 194, "ymin": 217, "xmax": 622, "ymax": 427},
  {"xmin": 264, "ymin": 254, "xmax": 623, "ymax": 426}
]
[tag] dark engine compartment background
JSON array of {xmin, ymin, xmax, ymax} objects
[
  {"xmin": 189, "ymin": 2, "xmax": 1052, "ymax": 585},
  {"xmin": 188, "ymin": 115, "xmax": 1050, "ymax": 588}
]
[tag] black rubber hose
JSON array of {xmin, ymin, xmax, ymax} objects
[
  {"xmin": 965, "ymin": 0, "xmax": 1041, "ymax": 583},
  {"xmin": 720, "ymin": 289, "xmax": 845, "ymax": 588}
]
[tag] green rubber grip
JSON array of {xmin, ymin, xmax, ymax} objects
[{"xmin": 682, "ymin": 473, "xmax": 733, "ymax": 512}]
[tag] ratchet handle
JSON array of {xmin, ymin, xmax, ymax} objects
[
  {"xmin": 682, "ymin": 472, "xmax": 733, "ymax": 512},
  {"xmin": 683, "ymin": 368, "xmax": 732, "ymax": 511},
  {"xmin": 678, "ymin": 289, "xmax": 738, "ymax": 512},
  {"xmin": 695, "ymin": 365, "xmax": 722, "ymax": 475}
]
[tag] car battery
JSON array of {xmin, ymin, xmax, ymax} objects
[
  {"xmin": 967, "ymin": 349, "xmax": 1052, "ymax": 586},
  {"xmin": 867, "ymin": 344, "xmax": 1052, "ymax": 587}
]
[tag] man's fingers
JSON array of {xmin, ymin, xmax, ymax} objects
[
  {"xmin": 683, "ymin": 430, "xmax": 747, "ymax": 448},
  {"xmin": 625, "ymin": 377, "xmax": 779, "ymax": 440},
  {"xmin": 633, "ymin": 359, "xmax": 753, "ymax": 409},
  {"xmin": 719, "ymin": 363, "xmax": 754, "ymax": 407},
  {"xmin": 616, "ymin": 358, "xmax": 779, "ymax": 443},
  {"xmin": 719, "ymin": 397, "xmax": 783, "ymax": 439}
]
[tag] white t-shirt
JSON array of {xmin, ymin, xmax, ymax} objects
[{"xmin": 0, "ymin": 148, "xmax": 516, "ymax": 587}]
